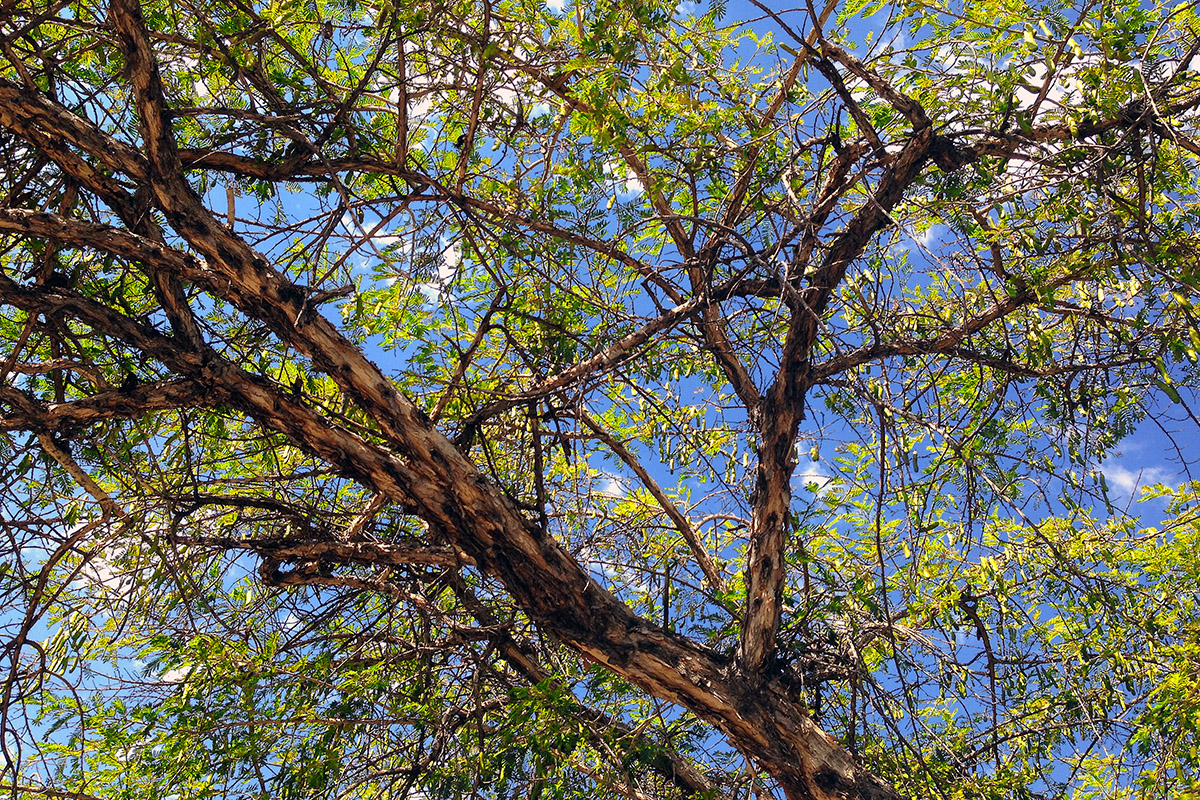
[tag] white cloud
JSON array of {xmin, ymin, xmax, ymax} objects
[
  {"xmin": 915, "ymin": 223, "xmax": 944, "ymax": 249},
  {"xmin": 1013, "ymin": 55, "xmax": 1098, "ymax": 117},
  {"xmin": 412, "ymin": 95, "xmax": 435, "ymax": 118},
  {"xmin": 376, "ymin": 232, "xmax": 405, "ymax": 248},
  {"xmin": 415, "ymin": 282, "xmax": 442, "ymax": 306},
  {"xmin": 162, "ymin": 54, "xmax": 198, "ymax": 71},
  {"xmin": 342, "ymin": 214, "xmax": 406, "ymax": 251},
  {"xmin": 893, "ymin": 223, "xmax": 945, "ymax": 258},
  {"xmin": 794, "ymin": 454, "xmax": 833, "ymax": 493},
  {"xmin": 494, "ymin": 85, "xmax": 520, "ymax": 109},
  {"xmin": 599, "ymin": 475, "xmax": 626, "ymax": 498},
  {"xmin": 1100, "ymin": 463, "xmax": 1172, "ymax": 498},
  {"xmin": 438, "ymin": 241, "xmax": 460, "ymax": 282},
  {"xmin": 604, "ymin": 161, "xmax": 644, "ymax": 197},
  {"xmin": 848, "ymin": 78, "xmax": 871, "ymax": 105},
  {"xmin": 71, "ymin": 549, "xmax": 133, "ymax": 596},
  {"xmin": 545, "ymin": 0, "xmax": 565, "ymax": 13},
  {"xmin": 879, "ymin": 28, "xmax": 907, "ymax": 57},
  {"xmin": 159, "ymin": 666, "xmax": 191, "ymax": 684},
  {"xmin": 393, "ymin": 85, "xmax": 436, "ymax": 120}
]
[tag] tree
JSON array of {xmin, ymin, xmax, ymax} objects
[{"xmin": 1, "ymin": 0, "xmax": 1199, "ymax": 796}]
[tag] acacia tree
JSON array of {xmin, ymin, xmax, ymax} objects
[{"xmin": 2, "ymin": 0, "xmax": 1200, "ymax": 796}]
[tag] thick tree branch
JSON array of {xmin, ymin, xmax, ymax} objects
[
  {"xmin": 0, "ymin": 379, "xmax": 225, "ymax": 432},
  {"xmin": 450, "ymin": 575, "xmax": 730, "ymax": 800},
  {"xmin": 1, "ymin": 5, "xmax": 1197, "ymax": 799},
  {"xmin": 0, "ymin": 233, "xmax": 894, "ymax": 800},
  {"xmin": 35, "ymin": 432, "xmax": 124, "ymax": 519},
  {"xmin": 728, "ymin": 57, "xmax": 1200, "ymax": 678},
  {"xmin": 740, "ymin": 122, "xmax": 938, "ymax": 676},
  {"xmin": 172, "ymin": 535, "xmax": 467, "ymax": 568},
  {"xmin": 819, "ymin": 43, "xmax": 932, "ymax": 131},
  {"xmin": 0, "ymin": 77, "xmax": 150, "ymax": 182}
]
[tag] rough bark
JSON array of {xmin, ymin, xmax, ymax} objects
[
  {"xmin": 3, "ymin": 1, "xmax": 1195, "ymax": 796},
  {"xmin": 0, "ymin": 4, "xmax": 907, "ymax": 796}
]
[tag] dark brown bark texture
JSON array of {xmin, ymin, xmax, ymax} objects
[{"xmin": 1, "ymin": 0, "xmax": 1197, "ymax": 797}]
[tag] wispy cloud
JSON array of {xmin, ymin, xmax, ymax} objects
[
  {"xmin": 794, "ymin": 454, "xmax": 833, "ymax": 493},
  {"xmin": 1101, "ymin": 462, "xmax": 1173, "ymax": 498}
]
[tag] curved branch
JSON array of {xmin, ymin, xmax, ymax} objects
[
  {"xmin": 0, "ymin": 379, "xmax": 225, "ymax": 432},
  {"xmin": 0, "ymin": 237, "xmax": 895, "ymax": 800}
]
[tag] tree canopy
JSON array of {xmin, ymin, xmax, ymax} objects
[{"xmin": 2, "ymin": 0, "xmax": 1200, "ymax": 797}]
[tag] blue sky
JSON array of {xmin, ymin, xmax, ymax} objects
[{"xmin": 7, "ymin": 0, "xmax": 1200, "ymax": 793}]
